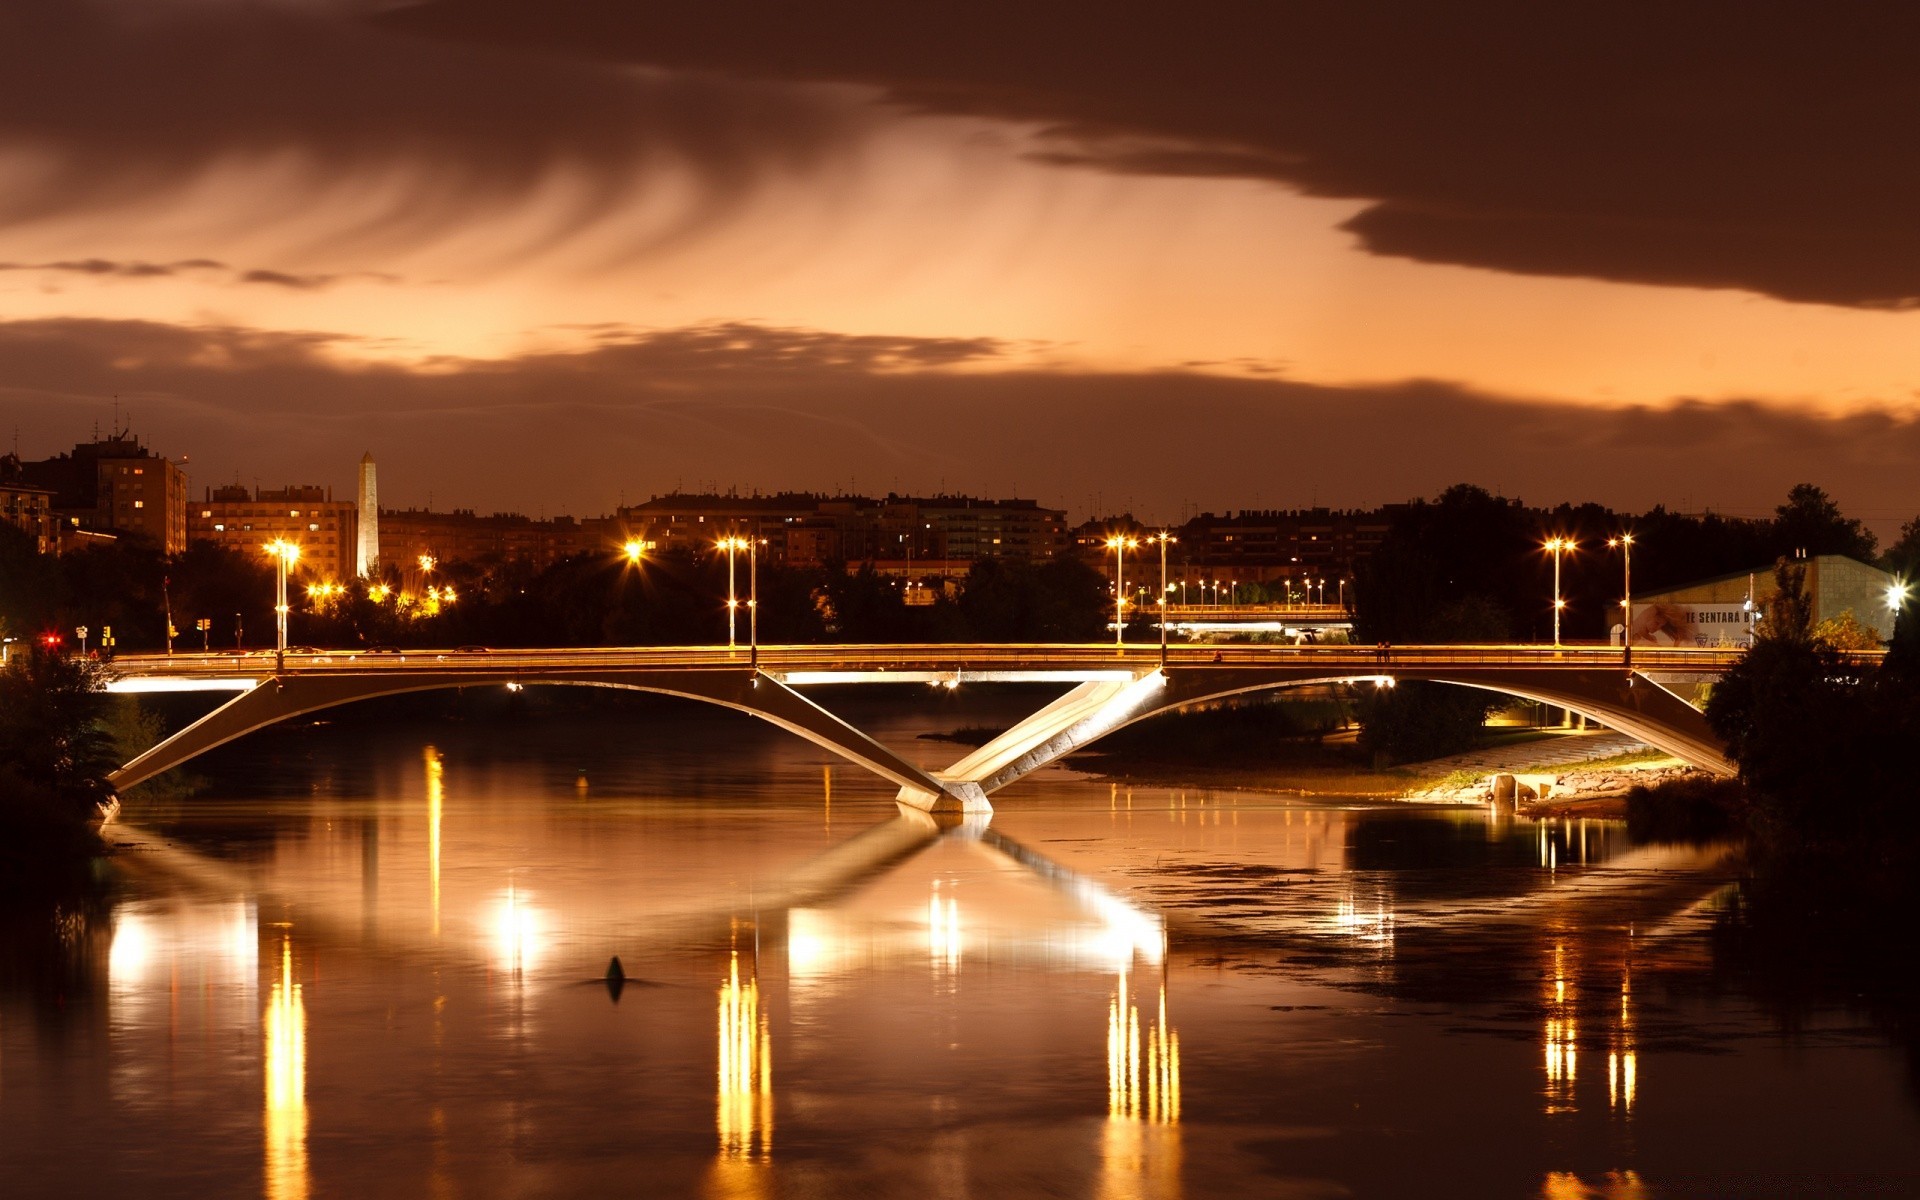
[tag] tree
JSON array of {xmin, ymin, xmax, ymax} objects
[
  {"xmin": 1812, "ymin": 609, "xmax": 1882, "ymax": 651},
  {"xmin": 1882, "ymin": 514, "xmax": 1920, "ymax": 579},
  {"xmin": 1772, "ymin": 483, "xmax": 1876, "ymax": 562}
]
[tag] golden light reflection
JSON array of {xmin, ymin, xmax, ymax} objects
[
  {"xmin": 1608, "ymin": 967, "xmax": 1637, "ymax": 1116},
  {"xmin": 1543, "ymin": 941, "xmax": 1577, "ymax": 1115},
  {"xmin": 1540, "ymin": 1170, "xmax": 1651, "ymax": 1199},
  {"xmin": 928, "ymin": 883, "xmax": 962, "ymax": 973},
  {"xmin": 424, "ymin": 746, "xmax": 443, "ymax": 936},
  {"xmin": 491, "ymin": 886, "xmax": 542, "ymax": 979},
  {"xmin": 1108, "ymin": 969, "xmax": 1180, "ymax": 1124},
  {"xmin": 264, "ymin": 934, "xmax": 308, "ymax": 1200},
  {"xmin": 717, "ymin": 949, "xmax": 773, "ymax": 1162}
]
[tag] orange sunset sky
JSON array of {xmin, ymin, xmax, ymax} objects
[{"xmin": 5, "ymin": 2, "xmax": 1918, "ymax": 529}]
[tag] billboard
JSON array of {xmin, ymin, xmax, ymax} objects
[{"xmin": 1628, "ymin": 602, "xmax": 1755, "ymax": 648}]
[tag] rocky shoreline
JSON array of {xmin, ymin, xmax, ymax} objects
[{"xmin": 1403, "ymin": 758, "xmax": 1710, "ymax": 816}]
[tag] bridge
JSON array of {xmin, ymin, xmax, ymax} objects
[{"xmin": 102, "ymin": 643, "xmax": 1756, "ymax": 813}]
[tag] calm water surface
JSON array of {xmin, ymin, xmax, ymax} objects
[{"xmin": 3, "ymin": 690, "xmax": 1915, "ymax": 1198}]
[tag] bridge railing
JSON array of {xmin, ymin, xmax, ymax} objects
[{"xmin": 93, "ymin": 641, "xmax": 1869, "ymax": 680}]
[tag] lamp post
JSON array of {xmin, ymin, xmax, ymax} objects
[
  {"xmin": 1149, "ymin": 532, "xmax": 1176, "ymax": 666},
  {"xmin": 1607, "ymin": 534, "xmax": 1635, "ymax": 666},
  {"xmin": 265, "ymin": 540, "xmax": 301, "ymax": 671},
  {"xmin": 748, "ymin": 528, "xmax": 762, "ymax": 671},
  {"xmin": 1106, "ymin": 535, "xmax": 1138, "ymax": 651},
  {"xmin": 717, "ymin": 534, "xmax": 748, "ymax": 649},
  {"xmin": 1544, "ymin": 537, "xmax": 1575, "ymax": 648}
]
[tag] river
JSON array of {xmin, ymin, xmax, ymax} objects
[{"xmin": 2, "ymin": 687, "xmax": 1914, "ymax": 1198}]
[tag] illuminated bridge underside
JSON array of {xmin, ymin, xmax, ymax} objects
[{"xmin": 107, "ymin": 647, "xmax": 1737, "ymax": 813}]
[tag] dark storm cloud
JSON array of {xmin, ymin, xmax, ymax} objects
[
  {"xmin": 0, "ymin": 1, "xmax": 864, "ymax": 240},
  {"xmin": 4, "ymin": 316, "xmax": 1914, "ymax": 528},
  {"xmin": 388, "ymin": 1, "xmax": 1920, "ymax": 308}
]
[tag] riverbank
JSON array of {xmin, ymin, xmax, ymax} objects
[{"xmin": 937, "ymin": 721, "xmax": 1705, "ymax": 811}]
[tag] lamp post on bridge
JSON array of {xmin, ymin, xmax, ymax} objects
[
  {"xmin": 1106, "ymin": 534, "xmax": 1139, "ymax": 652},
  {"xmin": 1544, "ymin": 537, "xmax": 1575, "ymax": 648},
  {"xmin": 1148, "ymin": 532, "xmax": 1176, "ymax": 667},
  {"xmin": 748, "ymin": 527, "xmax": 764, "ymax": 672},
  {"xmin": 717, "ymin": 533, "xmax": 749, "ymax": 650},
  {"xmin": 1608, "ymin": 533, "xmax": 1635, "ymax": 668},
  {"xmin": 264, "ymin": 540, "xmax": 301, "ymax": 673}
]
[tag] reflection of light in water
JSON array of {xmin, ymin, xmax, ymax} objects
[
  {"xmin": 717, "ymin": 950, "xmax": 773, "ymax": 1161},
  {"xmin": 425, "ymin": 746, "xmax": 443, "ymax": 936},
  {"xmin": 264, "ymin": 935, "xmax": 308, "ymax": 1200},
  {"xmin": 928, "ymin": 883, "xmax": 961, "ymax": 973},
  {"xmin": 1108, "ymin": 970, "xmax": 1179, "ymax": 1124},
  {"xmin": 1541, "ymin": 1170, "xmax": 1650, "ymax": 1198},
  {"xmin": 1609, "ymin": 967, "xmax": 1637, "ymax": 1115},
  {"xmin": 109, "ymin": 900, "xmax": 258, "ymax": 1036},
  {"xmin": 1331, "ymin": 892, "xmax": 1395, "ymax": 949},
  {"xmin": 1543, "ymin": 941, "xmax": 1577, "ymax": 1114},
  {"xmin": 491, "ymin": 886, "xmax": 542, "ymax": 979},
  {"xmin": 1103, "ymin": 970, "xmax": 1182, "ymax": 1198}
]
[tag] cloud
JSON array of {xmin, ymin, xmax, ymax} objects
[
  {"xmin": 3, "ymin": 315, "xmax": 1915, "ymax": 532},
  {"xmin": 384, "ymin": 1, "xmax": 1920, "ymax": 308},
  {"xmin": 0, "ymin": 258, "xmax": 226, "ymax": 279},
  {"xmin": 0, "ymin": 257, "xmax": 397, "ymax": 290},
  {"xmin": 0, "ymin": 1, "xmax": 871, "ymax": 251}
]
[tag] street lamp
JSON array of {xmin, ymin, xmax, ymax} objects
[
  {"xmin": 748, "ymin": 529, "xmax": 766, "ymax": 670},
  {"xmin": 717, "ymin": 534, "xmax": 750, "ymax": 649},
  {"xmin": 1148, "ymin": 531, "xmax": 1176, "ymax": 666},
  {"xmin": 1607, "ymin": 533, "xmax": 1635, "ymax": 666},
  {"xmin": 1887, "ymin": 580, "xmax": 1910, "ymax": 612},
  {"xmin": 264, "ymin": 539, "xmax": 301, "ymax": 669},
  {"xmin": 1106, "ymin": 535, "xmax": 1139, "ymax": 650},
  {"xmin": 1544, "ymin": 537, "xmax": 1576, "ymax": 647},
  {"xmin": 622, "ymin": 539, "xmax": 647, "ymax": 565}
]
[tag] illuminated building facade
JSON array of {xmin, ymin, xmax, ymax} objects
[
  {"xmin": 0, "ymin": 459, "xmax": 57, "ymax": 553},
  {"xmin": 376, "ymin": 507, "xmax": 593, "ymax": 573},
  {"xmin": 190, "ymin": 484, "xmax": 359, "ymax": 582}
]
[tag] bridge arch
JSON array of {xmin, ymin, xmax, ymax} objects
[
  {"xmin": 109, "ymin": 669, "xmax": 961, "ymax": 806},
  {"xmin": 934, "ymin": 666, "xmax": 1730, "ymax": 801}
]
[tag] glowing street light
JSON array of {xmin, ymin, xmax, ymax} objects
[
  {"xmin": 748, "ymin": 529, "xmax": 767, "ymax": 670},
  {"xmin": 717, "ymin": 534, "xmax": 751, "ymax": 649},
  {"xmin": 1887, "ymin": 580, "xmax": 1911, "ymax": 611},
  {"xmin": 622, "ymin": 539, "xmax": 648, "ymax": 565},
  {"xmin": 264, "ymin": 539, "xmax": 301, "ymax": 668},
  {"xmin": 1148, "ymin": 531, "xmax": 1176, "ymax": 666},
  {"xmin": 1607, "ymin": 533, "xmax": 1635, "ymax": 666},
  {"xmin": 1544, "ymin": 537, "xmax": 1576, "ymax": 647},
  {"xmin": 1106, "ymin": 534, "xmax": 1139, "ymax": 651}
]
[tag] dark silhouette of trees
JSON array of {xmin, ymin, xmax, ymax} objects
[{"xmin": 1772, "ymin": 482, "xmax": 1877, "ymax": 562}]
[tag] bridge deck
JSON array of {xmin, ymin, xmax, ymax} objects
[{"xmin": 103, "ymin": 642, "xmax": 1794, "ymax": 684}]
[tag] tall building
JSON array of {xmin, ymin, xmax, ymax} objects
[
  {"xmin": 0, "ymin": 455, "xmax": 57, "ymax": 553},
  {"xmin": 355, "ymin": 452, "xmax": 379, "ymax": 578},
  {"xmin": 189, "ymin": 484, "xmax": 359, "ymax": 582},
  {"xmin": 16, "ymin": 429, "xmax": 189, "ymax": 553}
]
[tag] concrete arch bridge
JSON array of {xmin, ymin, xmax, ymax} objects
[{"xmin": 105, "ymin": 643, "xmax": 1754, "ymax": 814}]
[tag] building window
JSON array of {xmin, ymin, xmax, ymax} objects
[
  {"xmin": 134, "ymin": 501, "xmax": 144, "ymax": 509},
  {"xmin": 309, "ymin": 523, "xmax": 319, "ymax": 532},
  {"xmin": 201, "ymin": 510, "xmax": 211, "ymax": 518},
  {"xmin": 213, "ymin": 524, "xmax": 225, "ymax": 532}
]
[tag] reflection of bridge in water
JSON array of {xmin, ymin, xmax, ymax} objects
[{"xmin": 105, "ymin": 643, "xmax": 1769, "ymax": 810}]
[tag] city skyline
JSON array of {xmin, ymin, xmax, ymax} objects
[{"xmin": 1, "ymin": 4, "xmax": 1918, "ymax": 529}]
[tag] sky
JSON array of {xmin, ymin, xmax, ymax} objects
[{"xmin": 4, "ymin": 0, "xmax": 1919, "ymax": 531}]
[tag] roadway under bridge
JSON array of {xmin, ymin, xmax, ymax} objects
[{"xmin": 106, "ymin": 644, "xmax": 1746, "ymax": 814}]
